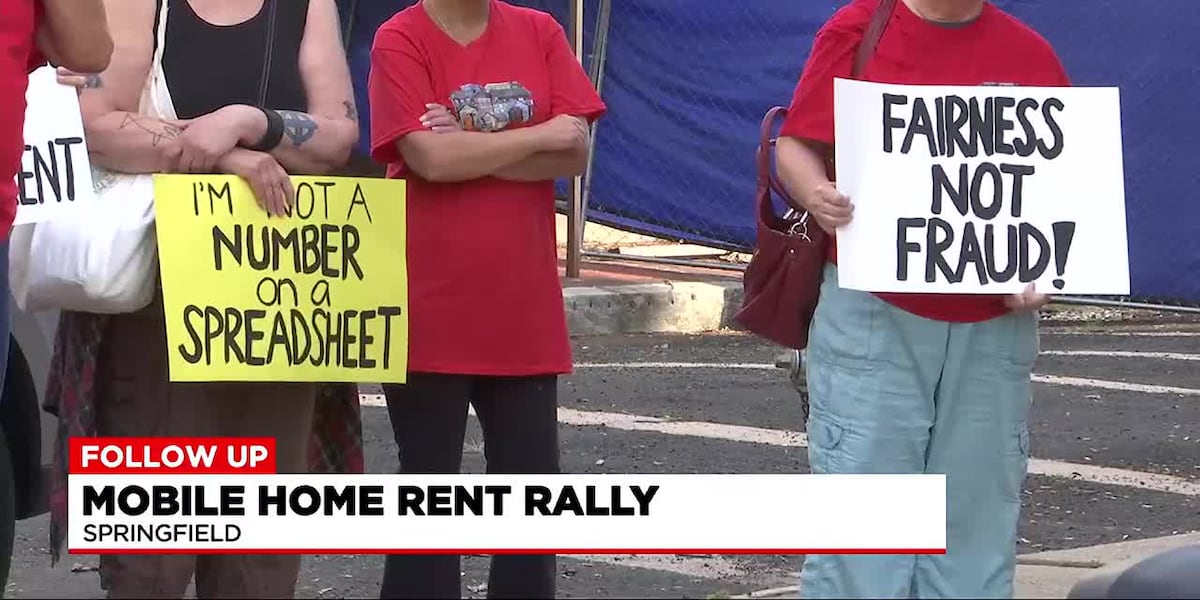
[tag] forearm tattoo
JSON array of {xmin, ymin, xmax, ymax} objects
[
  {"xmin": 118, "ymin": 113, "xmax": 183, "ymax": 147},
  {"xmin": 278, "ymin": 110, "xmax": 318, "ymax": 147}
]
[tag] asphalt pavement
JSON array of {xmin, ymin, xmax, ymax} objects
[{"xmin": 6, "ymin": 315, "xmax": 1200, "ymax": 598}]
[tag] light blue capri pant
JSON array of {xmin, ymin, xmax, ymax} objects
[{"xmin": 800, "ymin": 265, "xmax": 1039, "ymax": 599}]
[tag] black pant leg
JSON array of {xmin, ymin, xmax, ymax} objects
[
  {"xmin": 472, "ymin": 375, "xmax": 560, "ymax": 599},
  {"xmin": 380, "ymin": 374, "xmax": 473, "ymax": 600}
]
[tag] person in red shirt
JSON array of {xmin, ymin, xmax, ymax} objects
[
  {"xmin": 368, "ymin": 0, "xmax": 605, "ymax": 597},
  {"xmin": 0, "ymin": 0, "xmax": 111, "ymax": 589},
  {"xmin": 776, "ymin": 0, "xmax": 1068, "ymax": 597}
]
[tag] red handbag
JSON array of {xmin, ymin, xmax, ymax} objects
[{"xmin": 733, "ymin": 0, "xmax": 896, "ymax": 350}]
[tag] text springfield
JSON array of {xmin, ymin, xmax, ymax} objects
[{"xmin": 82, "ymin": 484, "xmax": 661, "ymax": 518}]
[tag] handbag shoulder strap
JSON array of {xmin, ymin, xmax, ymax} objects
[
  {"xmin": 758, "ymin": 0, "xmax": 897, "ymax": 213},
  {"xmin": 256, "ymin": 0, "xmax": 280, "ymax": 106},
  {"xmin": 854, "ymin": 0, "xmax": 897, "ymax": 78}
]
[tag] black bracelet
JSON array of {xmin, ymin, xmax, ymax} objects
[{"xmin": 248, "ymin": 106, "xmax": 285, "ymax": 151}]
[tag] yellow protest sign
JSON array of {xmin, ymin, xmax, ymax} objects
[{"xmin": 152, "ymin": 174, "xmax": 408, "ymax": 383}]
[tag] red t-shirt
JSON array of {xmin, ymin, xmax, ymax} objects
[
  {"xmin": 369, "ymin": 0, "xmax": 606, "ymax": 376},
  {"xmin": 780, "ymin": 0, "xmax": 1071, "ymax": 323},
  {"xmin": 0, "ymin": 0, "xmax": 42, "ymax": 240}
]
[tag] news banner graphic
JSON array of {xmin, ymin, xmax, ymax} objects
[
  {"xmin": 68, "ymin": 439, "xmax": 947, "ymax": 554},
  {"xmin": 833, "ymin": 79, "xmax": 1130, "ymax": 296}
]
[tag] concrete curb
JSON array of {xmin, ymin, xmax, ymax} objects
[
  {"xmin": 564, "ymin": 281, "xmax": 744, "ymax": 337},
  {"xmin": 562, "ymin": 280, "xmax": 1198, "ymax": 338}
]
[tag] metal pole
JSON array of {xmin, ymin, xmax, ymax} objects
[
  {"xmin": 582, "ymin": 250, "xmax": 748, "ymax": 273},
  {"xmin": 564, "ymin": 0, "xmax": 586, "ymax": 278},
  {"xmin": 580, "ymin": 0, "xmax": 612, "ymax": 257},
  {"xmin": 1051, "ymin": 296, "xmax": 1200, "ymax": 315}
]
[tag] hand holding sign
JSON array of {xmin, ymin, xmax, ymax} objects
[
  {"xmin": 1004, "ymin": 283, "xmax": 1051, "ymax": 312},
  {"xmin": 832, "ymin": 79, "xmax": 1129, "ymax": 296},
  {"xmin": 217, "ymin": 149, "xmax": 293, "ymax": 218},
  {"xmin": 808, "ymin": 181, "xmax": 854, "ymax": 233}
]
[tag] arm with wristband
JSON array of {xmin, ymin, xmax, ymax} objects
[{"xmin": 193, "ymin": 0, "xmax": 357, "ymax": 175}]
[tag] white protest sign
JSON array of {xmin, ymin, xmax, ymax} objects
[
  {"xmin": 833, "ymin": 78, "xmax": 1129, "ymax": 295},
  {"xmin": 15, "ymin": 66, "xmax": 97, "ymax": 225}
]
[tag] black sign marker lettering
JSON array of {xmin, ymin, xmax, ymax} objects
[
  {"xmin": 970, "ymin": 163, "xmax": 1003, "ymax": 220},
  {"xmin": 881, "ymin": 89, "xmax": 1073, "ymax": 290},
  {"xmin": 945, "ymin": 95, "xmax": 970, "ymax": 158},
  {"xmin": 177, "ymin": 179, "xmax": 402, "ymax": 372},
  {"xmin": 1050, "ymin": 222, "xmax": 1076, "ymax": 290},
  {"xmin": 926, "ymin": 217, "xmax": 956, "ymax": 283},
  {"xmin": 902, "ymin": 97, "xmax": 938, "ymax": 156},
  {"xmin": 993, "ymin": 96, "xmax": 1017, "ymax": 155},
  {"xmin": 1018, "ymin": 223, "xmax": 1051, "ymax": 283},
  {"xmin": 1039, "ymin": 97, "xmax": 1066, "ymax": 159},
  {"xmin": 347, "ymin": 183, "xmax": 374, "ymax": 223},
  {"xmin": 931, "ymin": 164, "xmax": 969, "ymax": 217},
  {"xmin": 896, "ymin": 218, "xmax": 926, "ymax": 281},
  {"xmin": 882, "ymin": 93, "xmax": 909, "ymax": 154},
  {"xmin": 1000, "ymin": 163, "xmax": 1035, "ymax": 218},
  {"xmin": 984, "ymin": 224, "xmax": 1019, "ymax": 283}
]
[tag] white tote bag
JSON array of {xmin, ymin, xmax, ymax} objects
[{"xmin": 10, "ymin": 0, "xmax": 176, "ymax": 314}]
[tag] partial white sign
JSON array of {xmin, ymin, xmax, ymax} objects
[{"xmin": 15, "ymin": 66, "xmax": 97, "ymax": 225}]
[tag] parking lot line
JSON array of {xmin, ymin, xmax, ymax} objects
[
  {"xmin": 1032, "ymin": 374, "xmax": 1200, "ymax": 397},
  {"xmin": 1041, "ymin": 330, "xmax": 1200, "ymax": 337},
  {"xmin": 357, "ymin": 395, "xmax": 1200, "ymax": 497},
  {"xmin": 570, "ymin": 362, "xmax": 1200, "ymax": 397},
  {"xmin": 1040, "ymin": 350, "xmax": 1200, "ymax": 361},
  {"xmin": 556, "ymin": 407, "xmax": 807, "ymax": 447}
]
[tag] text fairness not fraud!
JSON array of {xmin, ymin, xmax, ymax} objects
[
  {"xmin": 152, "ymin": 175, "xmax": 408, "ymax": 383},
  {"xmin": 832, "ymin": 79, "xmax": 1130, "ymax": 295}
]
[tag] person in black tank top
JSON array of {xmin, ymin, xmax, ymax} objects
[{"xmin": 45, "ymin": 0, "xmax": 361, "ymax": 597}]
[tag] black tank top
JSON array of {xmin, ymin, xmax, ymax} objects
[{"xmin": 160, "ymin": 0, "xmax": 309, "ymax": 119}]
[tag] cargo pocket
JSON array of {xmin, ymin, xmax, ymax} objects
[
  {"xmin": 806, "ymin": 414, "xmax": 846, "ymax": 475},
  {"xmin": 1000, "ymin": 426, "xmax": 1032, "ymax": 501},
  {"xmin": 808, "ymin": 284, "xmax": 884, "ymax": 372},
  {"xmin": 1003, "ymin": 311, "xmax": 1040, "ymax": 375}
]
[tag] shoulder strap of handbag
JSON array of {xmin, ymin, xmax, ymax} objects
[
  {"xmin": 818, "ymin": 0, "xmax": 897, "ymax": 178},
  {"xmin": 256, "ymin": 0, "xmax": 280, "ymax": 106},
  {"xmin": 759, "ymin": 0, "xmax": 898, "ymax": 213},
  {"xmin": 855, "ymin": 0, "xmax": 897, "ymax": 78}
]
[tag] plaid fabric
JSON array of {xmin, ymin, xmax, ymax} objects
[{"xmin": 45, "ymin": 311, "xmax": 366, "ymax": 564}]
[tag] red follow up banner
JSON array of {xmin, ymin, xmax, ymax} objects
[{"xmin": 71, "ymin": 438, "xmax": 277, "ymax": 474}]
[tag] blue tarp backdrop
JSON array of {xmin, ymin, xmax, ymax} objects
[{"xmin": 338, "ymin": 1, "xmax": 1200, "ymax": 304}]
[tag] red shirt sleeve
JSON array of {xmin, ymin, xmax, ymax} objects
[
  {"xmin": 537, "ymin": 14, "xmax": 606, "ymax": 123},
  {"xmin": 368, "ymin": 21, "xmax": 436, "ymax": 167},
  {"xmin": 778, "ymin": 15, "xmax": 862, "ymax": 145},
  {"xmin": 27, "ymin": 0, "xmax": 46, "ymax": 72}
]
